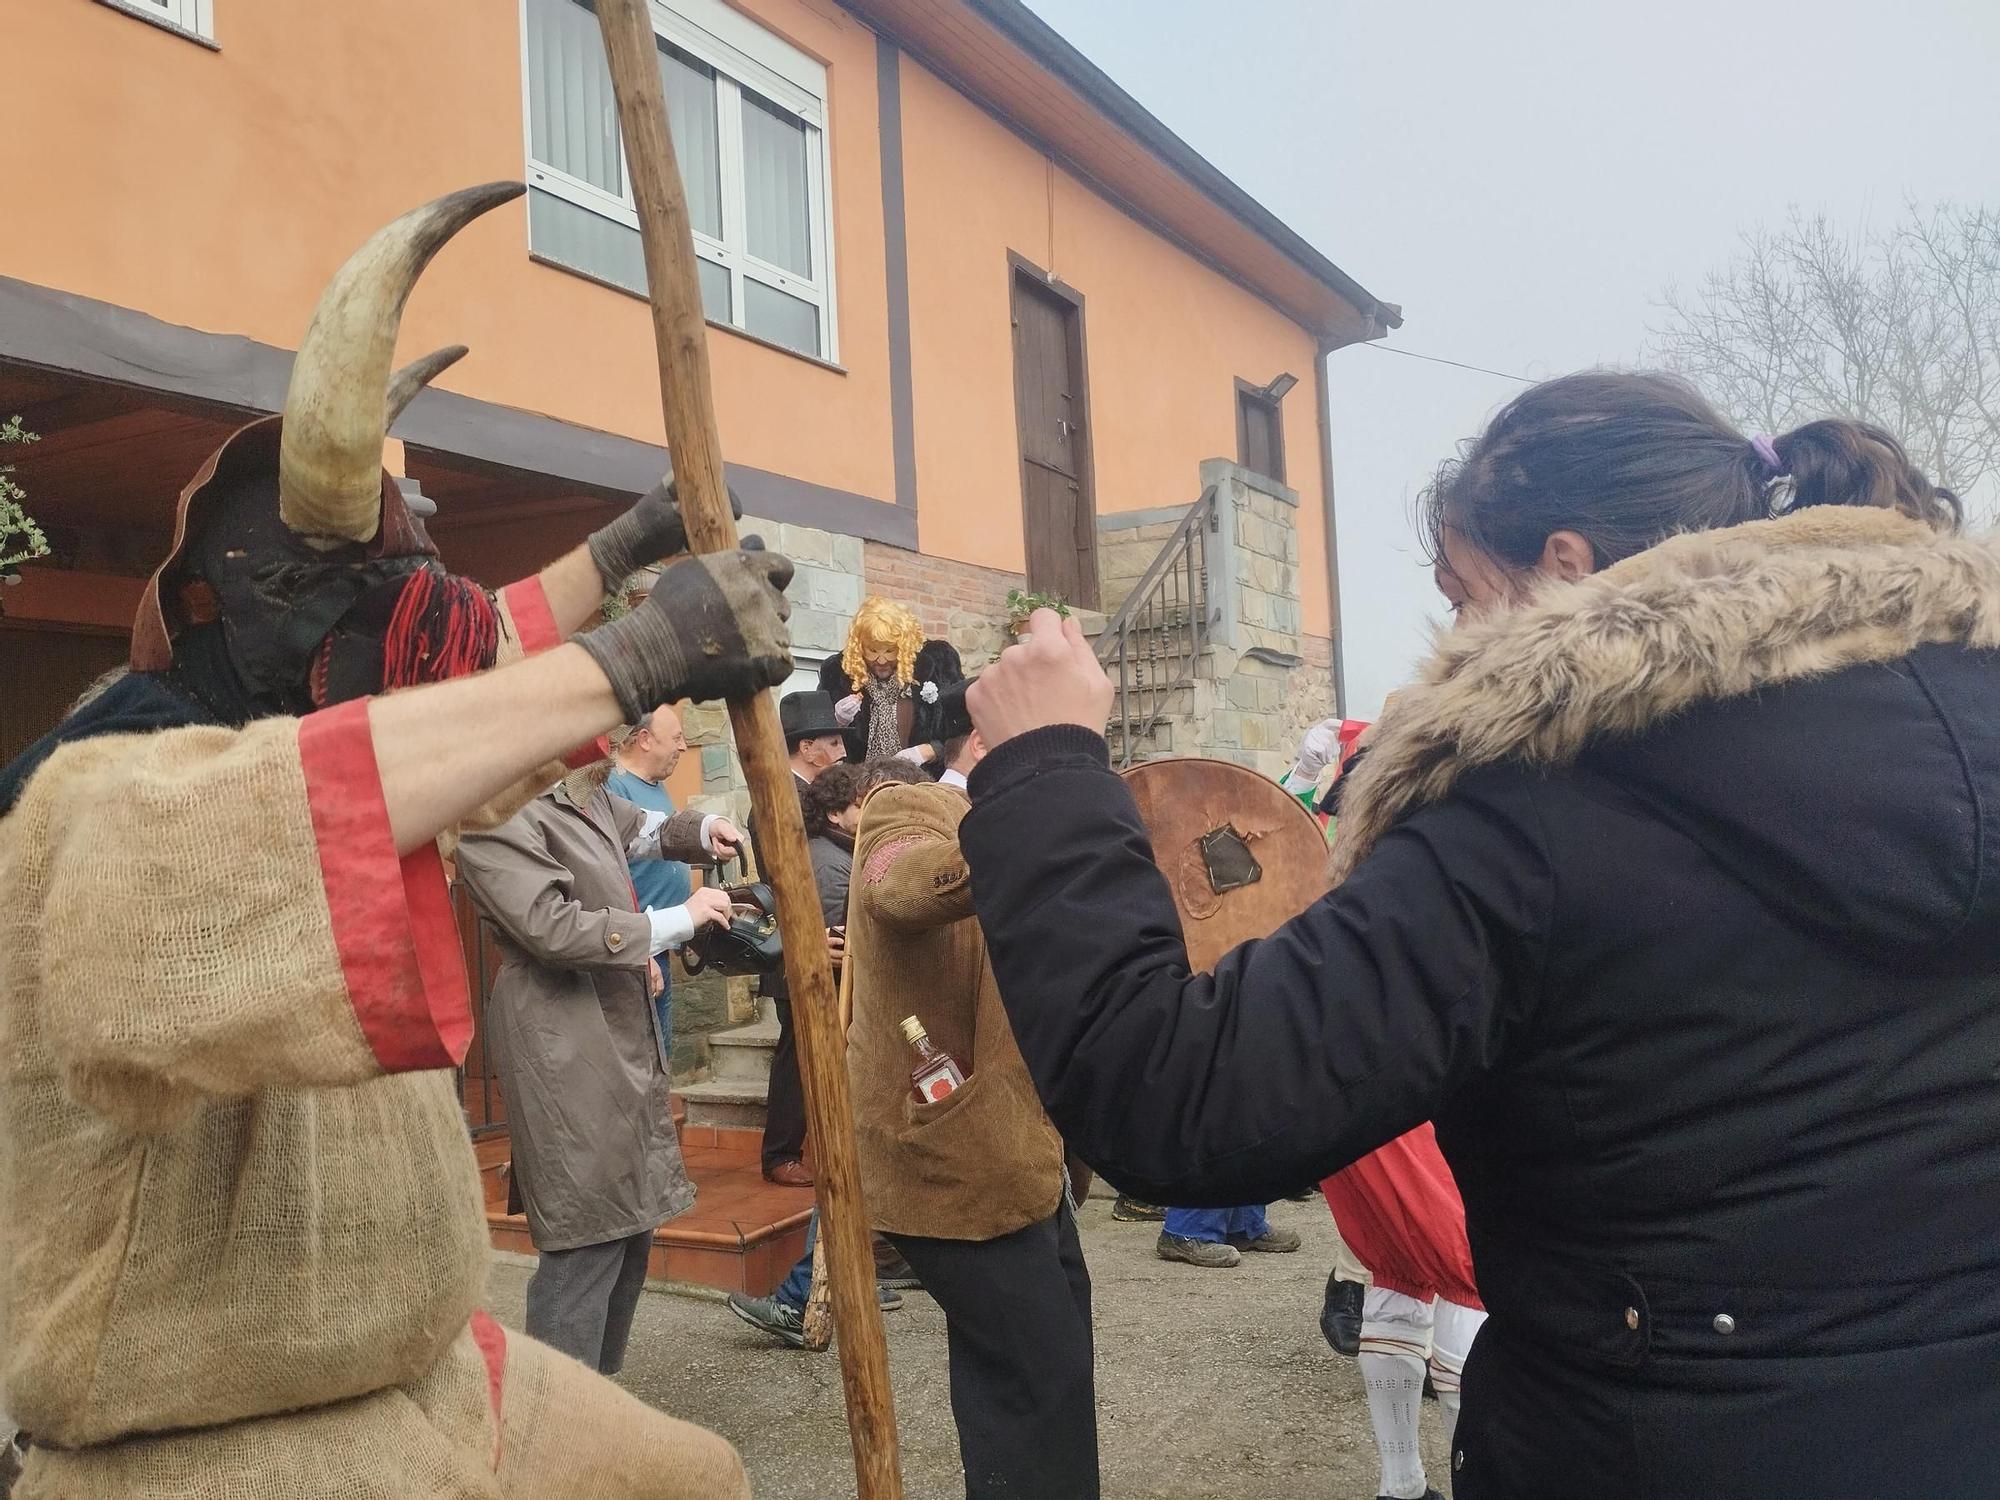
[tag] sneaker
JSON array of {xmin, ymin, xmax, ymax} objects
[
  {"xmin": 1229, "ymin": 1227, "xmax": 1303, "ymax": 1254},
  {"xmin": 877, "ymin": 1284, "xmax": 905, "ymax": 1312},
  {"xmin": 1375, "ymin": 1491, "xmax": 1445, "ymax": 1500},
  {"xmin": 727, "ymin": 1292, "xmax": 807, "ymax": 1348},
  {"xmin": 1320, "ymin": 1273, "xmax": 1364, "ymax": 1357},
  {"xmin": 1111, "ymin": 1195, "xmax": 1167, "ymax": 1222},
  {"xmin": 1155, "ymin": 1232, "xmax": 1242, "ymax": 1268}
]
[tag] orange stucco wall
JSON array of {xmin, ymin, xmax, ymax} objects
[
  {"xmin": 896, "ymin": 60, "xmax": 1332, "ymax": 636},
  {"xmin": 13, "ymin": 1, "xmax": 1334, "ymax": 637},
  {"xmin": 10, "ymin": 0, "xmax": 895, "ymax": 505}
]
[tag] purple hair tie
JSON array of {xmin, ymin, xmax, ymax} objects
[{"xmin": 1750, "ymin": 435, "xmax": 1784, "ymax": 475}]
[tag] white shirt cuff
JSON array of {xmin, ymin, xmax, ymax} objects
[{"xmin": 647, "ymin": 905, "xmax": 697, "ymax": 954}]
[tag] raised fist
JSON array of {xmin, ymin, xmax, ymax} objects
[{"xmin": 578, "ymin": 546, "xmax": 794, "ymax": 719}]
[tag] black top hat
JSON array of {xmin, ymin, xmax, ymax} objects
[
  {"xmin": 780, "ymin": 689, "xmax": 843, "ymax": 745},
  {"xmin": 935, "ymin": 678, "xmax": 976, "ymax": 743}
]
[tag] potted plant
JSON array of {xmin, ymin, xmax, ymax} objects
[
  {"xmin": 1004, "ymin": 587, "xmax": 1070, "ymax": 637},
  {"xmin": 0, "ymin": 417, "xmax": 47, "ymax": 590}
]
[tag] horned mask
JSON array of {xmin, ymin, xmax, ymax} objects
[{"xmin": 131, "ymin": 182, "xmax": 525, "ymax": 717}]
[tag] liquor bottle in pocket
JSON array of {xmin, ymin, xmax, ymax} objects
[{"xmin": 901, "ymin": 1016, "xmax": 966, "ymax": 1103}]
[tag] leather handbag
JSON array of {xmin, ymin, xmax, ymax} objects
[{"xmin": 681, "ymin": 854, "xmax": 785, "ymax": 977}]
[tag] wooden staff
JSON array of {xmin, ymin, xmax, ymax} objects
[
  {"xmin": 593, "ymin": 3, "xmax": 903, "ymax": 1494},
  {"xmin": 799, "ymin": 942, "xmax": 858, "ymax": 1352}
]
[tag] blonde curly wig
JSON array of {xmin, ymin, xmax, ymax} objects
[{"xmin": 841, "ymin": 596, "xmax": 924, "ymax": 689}]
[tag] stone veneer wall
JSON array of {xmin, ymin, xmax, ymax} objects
[
  {"xmin": 672, "ymin": 514, "xmax": 872, "ymax": 1033},
  {"xmin": 1095, "ymin": 459, "xmax": 1336, "ymax": 779}
]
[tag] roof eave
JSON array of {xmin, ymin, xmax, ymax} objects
[{"xmin": 960, "ymin": 0, "xmax": 1401, "ymax": 333}]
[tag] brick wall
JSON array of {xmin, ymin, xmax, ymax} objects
[{"xmin": 863, "ymin": 541, "xmax": 1024, "ymax": 671}]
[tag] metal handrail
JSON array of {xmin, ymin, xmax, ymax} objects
[{"xmin": 1095, "ymin": 485, "xmax": 1217, "ymax": 768}]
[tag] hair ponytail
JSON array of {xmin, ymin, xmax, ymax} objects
[
  {"xmin": 1770, "ymin": 420, "xmax": 1961, "ymax": 531},
  {"xmin": 1423, "ymin": 371, "xmax": 1961, "ymax": 583}
]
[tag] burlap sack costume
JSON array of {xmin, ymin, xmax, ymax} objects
[
  {"xmin": 0, "ymin": 177, "xmax": 756, "ymax": 1497},
  {"xmin": 0, "ymin": 584, "xmax": 749, "ymax": 1496}
]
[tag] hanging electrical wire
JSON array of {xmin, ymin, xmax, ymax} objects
[{"xmin": 1357, "ymin": 342, "xmax": 1535, "ymax": 385}]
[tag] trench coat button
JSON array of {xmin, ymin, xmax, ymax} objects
[
  {"xmin": 1623, "ymin": 1306, "xmax": 1640, "ymax": 1331},
  {"xmin": 1712, "ymin": 1313, "xmax": 1736, "ymax": 1335},
  {"xmin": 608, "ymin": 931, "xmax": 625, "ymax": 950},
  {"xmin": 1454, "ymin": 1451, "xmax": 1465, "ymax": 1473}
]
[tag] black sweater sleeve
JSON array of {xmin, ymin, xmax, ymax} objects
[{"xmin": 961, "ymin": 725, "xmax": 1552, "ymax": 1207}]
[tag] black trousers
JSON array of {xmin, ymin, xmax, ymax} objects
[
  {"xmin": 761, "ymin": 996, "xmax": 808, "ymax": 1170},
  {"xmin": 523, "ymin": 1228, "xmax": 654, "ymax": 1374},
  {"xmin": 887, "ymin": 1201, "xmax": 1098, "ymax": 1500}
]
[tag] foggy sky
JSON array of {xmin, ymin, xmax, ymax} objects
[{"xmin": 1022, "ymin": 0, "xmax": 2000, "ymax": 718}]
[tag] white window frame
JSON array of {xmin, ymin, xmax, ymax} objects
[
  {"xmin": 519, "ymin": 0, "xmax": 839, "ymax": 364},
  {"xmin": 97, "ymin": 0, "xmax": 214, "ymax": 42}
]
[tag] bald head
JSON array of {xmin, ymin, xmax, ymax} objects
[{"xmin": 617, "ymin": 704, "xmax": 687, "ymax": 783}]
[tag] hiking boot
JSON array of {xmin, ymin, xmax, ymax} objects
[
  {"xmin": 1111, "ymin": 1195, "xmax": 1166, "ymax": 1222},
  {"xmin": 727, "ymin": 1292, "xmax": 807, "ymax": 1348},
  {"xmin": 873, "ymin": 1238, "xmax": 923, "ymax": 1291},
  {"xmin": 1230, "ymin": 1227, "xmax": 1303, "ymax": 1254},
  {"xmin": 1320, "ymin": 1273, "xmax": 1364, "ymax": 1356},
  {"xmin": 1156, "ymin": 1232, "xmax": 1241, "ymax": 1268}
]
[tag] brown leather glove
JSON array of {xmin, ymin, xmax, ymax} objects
[
  {"xmin": 577, "ymin": 543, "xmax": 793, "ymax": 718},
  {"xmin": 586, "ymin": 475, "xmax": 745, "ymax": 593}
]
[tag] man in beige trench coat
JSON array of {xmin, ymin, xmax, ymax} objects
[{"xmin": 455, "ymin": 769, "xmax": 739, "ymax": 1374}]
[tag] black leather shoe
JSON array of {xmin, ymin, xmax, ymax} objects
[{"xmin": 1319, "ymin": 1271, "xmax": 1364, "ymax": 1357}]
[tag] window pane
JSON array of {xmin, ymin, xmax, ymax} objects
[
  {"xmin": 529, "ymin": 188, "xmax": 730, "ymax": 323},
  {"xmin": 526, "ymin": 0, "xmax": 623, "ymax": 197},
  {"xmin": 659, "ymin": 43, "xmax": 722, "ymax": 241},
  {"xmin": 740, "ymin": 90, "xmax": 812, "ymax": 277},
  {"xmin": 743, "ymin": 279, "xmax": 820, "ymax": 356},
  {"xmin": 699, "ymin": 257, "xmax": 732, "ymax": 322}
]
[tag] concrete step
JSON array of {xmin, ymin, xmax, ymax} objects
[
  {"xmin": 707, "ymin": 1019, "xmax": 779, "ymax": 1083},
  {"xmin": 677, "ymin": 1076, "xmax": 768, "ymax": 1131}
]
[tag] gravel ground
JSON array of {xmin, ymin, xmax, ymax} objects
[{"xmin": 483, "ymin": 1195, "xmax": 1454, "ymax": 1499}]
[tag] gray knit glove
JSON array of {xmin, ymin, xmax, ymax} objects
[
  {"xmin": 577, "ymin": 543, "xmax": 794, "ymax": 718},
  {"xmin": 587, "ymin": 476, "xmax": 744, "ymax": 592}
]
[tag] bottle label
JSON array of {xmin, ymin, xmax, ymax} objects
[{"xmin": 915, "ymin": 1062, "xmax": 961, "ymax": 1102}]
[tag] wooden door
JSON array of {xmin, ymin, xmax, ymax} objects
[{"xmin": 1011, "ymin": 266, "xmax": 1099, "ymax": 609}]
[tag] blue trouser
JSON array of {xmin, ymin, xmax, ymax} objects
[
  {"xmin": 1163, "ymin": 1205, "xmax": 1269, "ymax": 1243},
  {"xmin": 653, "ymin": 964, "xmax": 672, "ymax": 1064},
  {"xmin": 775, "ymin": 1210, "xmax": 820, "ymax": 1310}
]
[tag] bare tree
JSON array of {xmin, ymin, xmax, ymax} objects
[{"xmin": 1652, "ymin": 203, "xmax": 2000, "ymax": 519}]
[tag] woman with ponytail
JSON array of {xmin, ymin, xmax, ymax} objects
[{"xmin": 958, "ymin": 371, "xmax": 1999, "ymax": 1499}]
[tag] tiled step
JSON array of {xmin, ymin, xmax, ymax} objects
[
  {"xmin": 707, "ymin": 1019, "xmax": 779, "ymax": 1083},
  {"xmin": 485, "ymin": 1122, "xmax": 813, "ymax": 1295}
]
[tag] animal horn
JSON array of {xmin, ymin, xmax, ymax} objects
[
  {"xmin": 279, "ymin": 182, "xmax": 523, "ymax": 546},
  {"xmin": 386, "ymin": 345, "xmax": 469, "ymax": 431}
]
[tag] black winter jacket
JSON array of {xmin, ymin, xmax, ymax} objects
[{"xmin": 961, "ymin": 510, "xmax": 2000, "ymax": 1499}]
